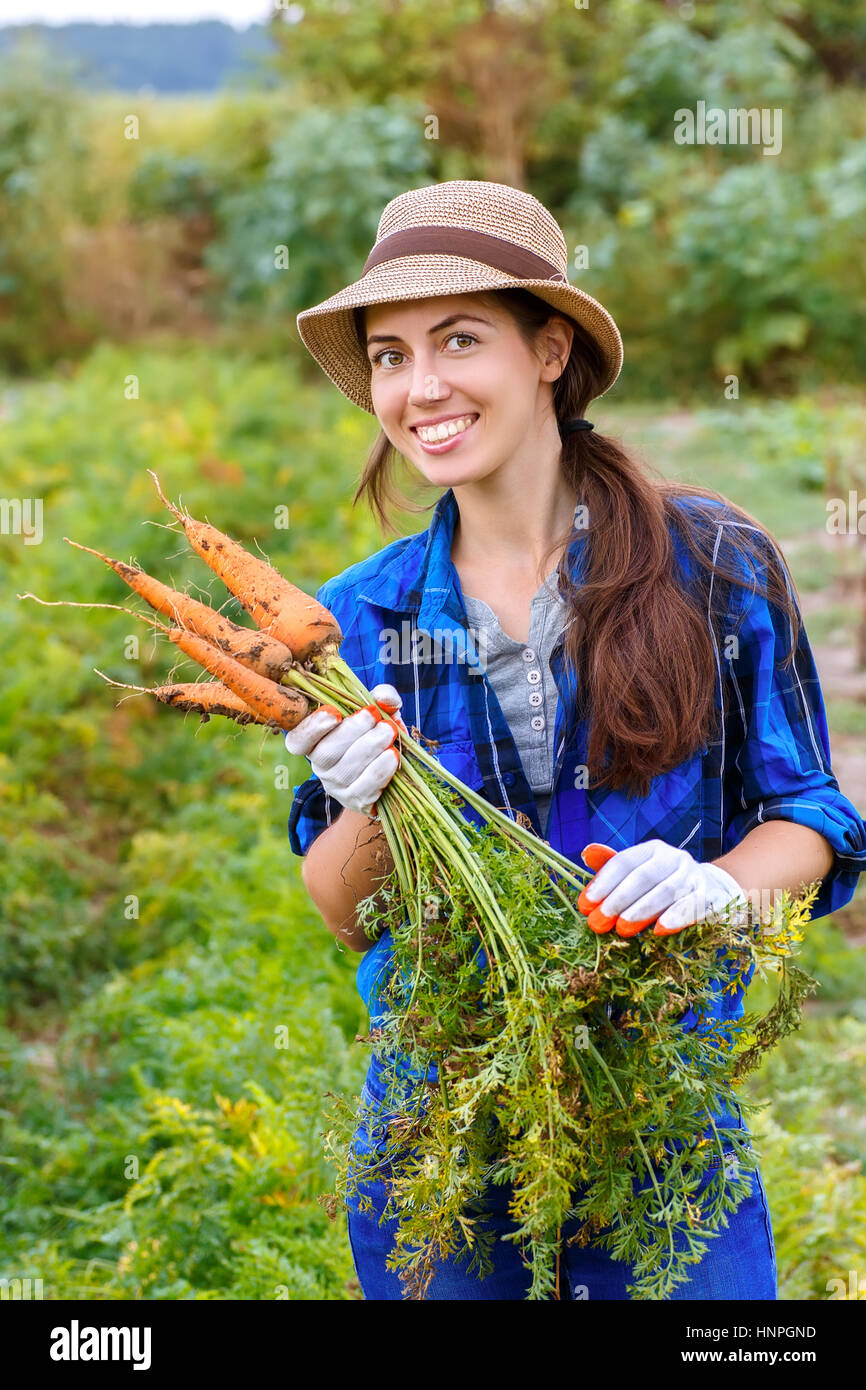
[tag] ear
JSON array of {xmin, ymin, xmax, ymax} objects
[{"xmin": 540, "ymin": 315, "xmax": 575, "ymax": 381}]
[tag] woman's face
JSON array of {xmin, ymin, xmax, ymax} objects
[{"xmin": 363, "ymin": 293, "xmax": 573, "ymax": 488}]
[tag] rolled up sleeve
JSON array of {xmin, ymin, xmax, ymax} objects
[
  {"xmin": 721, "ymin": 536, "xmax": 866, "ymax": 920},
  {"xmin": 288, "ymin": 772, "xmax": 338, "ymax": 858}
]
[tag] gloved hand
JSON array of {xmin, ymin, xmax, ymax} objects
[
  {"xmin": 284, "ymin": 683, "xmax": 408, "ymax": 817},
  {"xmin": 577, "ymin": 840, "xmax": 749, "ymax": 937}
]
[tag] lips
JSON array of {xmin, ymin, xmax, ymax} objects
[{"xmin": 412, "ymin": 414, "xmax": 480, "ymax": 453}]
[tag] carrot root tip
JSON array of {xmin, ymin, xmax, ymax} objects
[{"xmin": 148, "ymin": 469, "xmax": 184, "ymax": 521}]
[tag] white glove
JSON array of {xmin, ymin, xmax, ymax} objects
[
  {"xmin": 284, "ymin": 683, "xmax": 407, "ymax": 817},
  {"xmin": 579, "ymin": 838, "xmax": 749, "ymax": 936}
]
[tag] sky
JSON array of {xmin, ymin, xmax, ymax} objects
[{"xmin": 0, "ymin": 1, "xmax": 276, "ymax": 25}]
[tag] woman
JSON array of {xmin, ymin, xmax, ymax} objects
[{"xmin": 286, "ymin": 180, "xmax": 866, "ymax": 1299}]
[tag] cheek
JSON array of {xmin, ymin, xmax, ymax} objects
[
  {"xmin": 466, "ymin": 359, "xmax": 525, "ymax": 411},
  {"xmin": 371, "ymin": 378, "xmax": 406, "ymax": 429}
]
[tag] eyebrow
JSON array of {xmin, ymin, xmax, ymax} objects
[{"xmin": 366, "ymin": 314, "xmax": 493, "ymax": 347}]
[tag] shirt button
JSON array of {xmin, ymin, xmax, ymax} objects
[
  {"xmin": 531, "ymin": 716, "xmax": 545, "ymax": 731},
  {"xmin": 522, "ymin": 649, "xmax": 536, "ymax": 662},
  {"xmin": 526, "ymin": 669, "xmax": 541, "ymax": 684},
  {"xmin": 503, "ymin": 772, "xmax": 515, "ymax": 786},
  {"xmin": 529, "ymin": 690, "xmax": 543, "ymax": 707}
]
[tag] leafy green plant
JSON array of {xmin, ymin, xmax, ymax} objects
[
  {"xmin": 0, "ymin": 36, "xmax": 92, "ymax": 371},
  {"xmin": 128, "ymin": 151, "xmax": 219, "ymax": 221},
  {"xmin": 204, "ymin": 99, "xmax": 433, "ymax": 318},
  {"xmin": 320, "ymin": 754, "xmax": 821, "ymax": 1300}
]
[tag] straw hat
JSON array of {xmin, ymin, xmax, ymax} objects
[{"xmin": 296, "ymin": 179, "xmax": 623, "ymax": 415}]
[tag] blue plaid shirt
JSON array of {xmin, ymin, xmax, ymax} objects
[{"xmin": 289, "ymin": 487, "xmax": 866, "ymax": 1062}]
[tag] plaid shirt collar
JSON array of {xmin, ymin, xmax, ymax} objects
[{"xmin": 354, "ymin": 486, "xmax": 586, "ymax": 645}]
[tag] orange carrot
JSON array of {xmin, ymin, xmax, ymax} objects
[
  {"xmin": 64, "ymin": 537, "xmax": 295, "ymax": 682},
  {"xmin": 93, "ymin": 672, "xmax": 281, "ymax": 727},
  {"xmin": 151, "ymin": 681, "xmax": 281, "ymax": 725},
  {"xmin": 165, "ymin": 625, "xmax": 311, "ymax": 730},
  {"xmin": 148, "ymin": 471, "xmax": 342, "ymax": 666}
]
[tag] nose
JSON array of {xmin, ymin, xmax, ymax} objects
[{"xmin": 407, "ymin": 351, "xmax": 450, "ymax": 409}]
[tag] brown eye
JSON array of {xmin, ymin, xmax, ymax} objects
[
  {"xmin": 446, "ymin": 333, "xmax": 477, "ymax": 350},
  {"xmin": 372, "ymin": 349, "xmax": 404, "ymax": 368}
]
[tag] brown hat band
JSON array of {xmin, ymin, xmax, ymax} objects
[{"xmin": 363, "ymin": 225, "xmax": 568, "ymax": 283}]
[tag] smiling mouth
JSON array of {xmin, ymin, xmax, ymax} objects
[{"xmin": 412, "ymin": 414, "xmax": 479, "ymax": 444}]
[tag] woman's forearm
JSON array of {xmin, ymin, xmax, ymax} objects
[
  {"xmin": 712, "ymin": 819, "xmax": 835, "ymax": 914},
  {"xmin": 302, "ymin": 806, "xmax": 396, "ymax": 952}
]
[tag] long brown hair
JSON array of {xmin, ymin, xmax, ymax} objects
[{"xmin": 351, "ymin": 289, "xmax": 803, "ymax": 799}]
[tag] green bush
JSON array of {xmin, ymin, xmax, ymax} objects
[
  {"xmin": 0, "ymin": 863, "xmax": 367, "ymax": 1297},
  {"xmin": 0, "ymin": 37, "xmax": 92, "ymax": 372},
  {"xmin": 128, "ymin": 151, "xmax": 220, "ymax": 221},
  {"xmin": 204, "ymin": 98, "xmax": 434, "ymax": 319}
]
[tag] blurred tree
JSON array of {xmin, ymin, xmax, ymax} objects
[
  {"xmin": 779, "ymin": 0, "xmax": 866, "ymax": 83},
  {"xmin": 129, "ymin": 152, "xmax": 220, "ymax": 223},
  {"xmin": 0, "ymin": 0, "xmax": 863, "ymax": 393},
  {"xmin": 265, "ymin": 0, "xmax": 814, "ymax": 187},
  {"xmin": 0, "ymin": 35, "xmax": 91, "ymax": 371},
  {"xmin": 669, "ymin": 162, "xmax": 817, "ymax": 383},
  {"xmin": 204, "ymin": 100, "xmax": 434, "ymax": 317},
  {"xmin": 266, "ymin": 0, "xmax": 593, "ymax": 188}
]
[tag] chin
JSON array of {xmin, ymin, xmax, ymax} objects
[{"xmin": 420, "ymin": 461, "xmax": 487, "ymax": 487}]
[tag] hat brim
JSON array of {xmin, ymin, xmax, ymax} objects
[{"xmin": 295, "ymin": 255, "xmax": 623, "ymax": 415}]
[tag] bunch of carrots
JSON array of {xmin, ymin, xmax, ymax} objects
[{"xmin": 20, "ymin": 472, "xmax": 820, "ymax": 1300}]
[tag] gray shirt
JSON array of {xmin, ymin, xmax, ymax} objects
[{"xmin": 462, "ymin": 571, "xmax": 569, "ymax": 838}]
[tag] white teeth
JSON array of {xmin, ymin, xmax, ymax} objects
[{"xmin": 417, "ymin": 415, "xmax": 475, "ymax": 443}]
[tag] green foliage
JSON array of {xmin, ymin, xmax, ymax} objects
[
  {"xmin": 656, "ymin": 393, "xmax": 861, "ymax": 534},
  {"xmin": 204, "ymin": 99, "xmax": 434, "ymax": 318},
  {"xmin": 611, "ymin": 21, "xmax": 715, "ymax": 137},
  {"xmin": 609, "ymin": 9, "xmax": 809, "ymax": 130},
  {"xmin": 0, "ymin": 867, "xmax": 365, "ymax": 1298},
  {"xmin": 751, "ymin": 1110, "xmax": 866, "ymax": 1300},
  {"xmin": 778, "ymin": 0, "xmax": 866, "ymax": 82},
  {"xmin": 0, "ymin": 341, "xmax": 383, "ymax": 1021},
  {"xmin": 128, "ymin": 152, "xmax": 219, "ymax": 221},
  {"xmin": 670, "ymin": 164, "xmax": 816, "ymax": 378},
  {"xmin": 569, "ymin": 136, "xmax": 866, "ymax": 394},
  {"xmin": 1, "ymin": 2, "xmax": 866, "ymax": 393},
  {"xmin": 322, "ymin": 752, "xmax": 821, "ymax": 1300},
  {"xmin": 0, "ymin": 342, "xmax": 382, "ymax": 1297},
  {"xmin": 577, "ymin": 115, "xmax": 668, "ymax": 213},
  {"xmin": 0, "ymin": 37, "xmax": 92, "ymax": 372}
]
